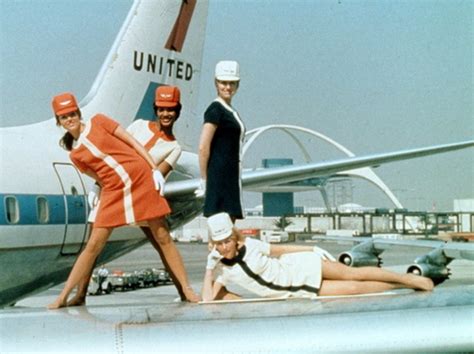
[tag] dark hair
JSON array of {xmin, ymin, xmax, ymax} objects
[
  {"xmin": 59, "ymin": 132, "xmax": 75, "ymax": 151},
  {"xmin": 55, "ymin": 110, "xmax": 82, "ymax": 151},
  {"xmin": 154, "ymin": 103, "xmax": 182, "ymax": 119}
]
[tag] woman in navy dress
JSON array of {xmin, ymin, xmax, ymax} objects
[{"xmin": 197, "ymin": 61, "xmax": 245, "ymax": 222}]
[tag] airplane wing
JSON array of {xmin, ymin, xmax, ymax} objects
[{"xmin": 164, "ymin": 139, "xmax": 474, "ymax": 198}]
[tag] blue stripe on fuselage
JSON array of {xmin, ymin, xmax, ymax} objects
[{"xmin": 0, "ymin": 193, "xmax": 87, "ymax": 225}]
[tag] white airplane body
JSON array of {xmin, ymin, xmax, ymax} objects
[
  {"xmin": 1, "ymin": 1, "xmax": 473, "ymax": 352},
  {"xmin": 0, "ymin": 0, "xmax": 208, "ymax": 307}
]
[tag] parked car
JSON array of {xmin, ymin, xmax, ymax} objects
[
  {"xmin": 260, "ymin": 230, "xmax": 289, "ymax": 243},
  {"xmin": 136, "ymin": 268, "xmax": 156, "ymax": 288},
  {"xmin": 108, "ymin": 270, "xmax": 137, "ymax": 291},
  {"xmin": 126, "ymin": 271, "xmax": 140, "ymax": 290},
  {"xmin": 152, "ymin": 268, "xmax": 172, "ymax": 285}
]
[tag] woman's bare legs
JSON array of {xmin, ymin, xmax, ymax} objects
[
  {"xmin": 147, "ymin": 218, "xmax": 200, "ymax": 302},
  {"xmin": 319, "ymin": 280, "xmax": 405, "ymax": 296},
  {"xmin": 66, "ymin": 219, "xmax": 201, "ymax": 305},
  {"xmin": 66, "ymin": 266, "xmax": 95, "ymax": 307},
  {"xmin": 215, "ymin": 286, "xmax": 241, "ymax": 300},
  {"xmin": 47, "ymin": 227, "xmax": 113, "ymax": 309},
  {"xmin": 319, "ymin": 260, "xmax": 434, "ymax": 296}
]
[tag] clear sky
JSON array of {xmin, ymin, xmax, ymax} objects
[{"xmin": 1, "ymin": 0, "xmax": 472, "ymax": 212}]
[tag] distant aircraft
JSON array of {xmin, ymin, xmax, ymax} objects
[
  {"xmin": 0, "ymin": 0, "xmax": 472, "ymax": 312},
  {"xmin": 312, "ymin": 235, "xmax": 474, "ymax": 285}
]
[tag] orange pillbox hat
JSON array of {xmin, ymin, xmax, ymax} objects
[
  {"xmin": 52, "ymin": 93, "xmax": 79, "ymax": 116},
  {"xmin": 155, "ymin": 86, "xmax": 181, "ymax": 108}
]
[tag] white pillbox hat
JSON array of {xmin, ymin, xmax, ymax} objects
[
  {"xmin": 207, "ymin": 213, "xmax": 234, "ymax": 241},
  {"xmin": 215, "ymin": 60, "xmax": 240, "ymax": 81}
]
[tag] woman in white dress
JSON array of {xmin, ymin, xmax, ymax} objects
[{"xmin": 202, "ymin": 213, "xmax": 434, "ymax": 301}]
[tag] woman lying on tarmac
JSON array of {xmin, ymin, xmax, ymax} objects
[{"xmin": 201, "ymin": 213, "xmax": 434, "ymax": 301}]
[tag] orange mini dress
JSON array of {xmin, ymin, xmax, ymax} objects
[{"xmin": 69, "ymin": 114, "xmax": 170, "ymax": 228}]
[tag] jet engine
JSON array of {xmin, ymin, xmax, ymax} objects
[
  {"xmin": 406, "ymin": 248, "xmax": 453, "ymax": 285},
  {"xmin": 338, "ymin": 240, "xmax": 383, "ymax": 267}
]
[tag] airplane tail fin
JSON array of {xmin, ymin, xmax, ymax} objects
[{"xmin": 81, "ymin": 0, "xmax": 208, "ymax": 150}]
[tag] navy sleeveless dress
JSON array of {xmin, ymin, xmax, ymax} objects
[{"xmin": 203, "ymin": 97, "xmax": 245, "ymax": 219}]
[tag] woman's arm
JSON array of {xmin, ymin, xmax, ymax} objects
[
  {"xmin": 82, "ymin": 169, "xmax": 100, "ymax": 184},
  {"xmin": 269, "ymin": 244, "xmax": 314, "ymax": 258},
  {"xmin": 201, "ymin": 269, "xmax": 224, "ymax": 301},
  {"xmin": 198, "ymin": 123, "xmax": 217, "ymax": 179},
  {"xmin": 156, "ymin": 161, "xmax": 173, "ymax": 177},
  {"xmin": 113, "ymin": 125, "xmax": 156, "ymax": 169},
  {"xmin": 156, "ymin": 144, "xmax": 182, "ymax": 177},
  {"xmin": 270, "ymin": 243, "xmax": 335, "ymax": 261}
]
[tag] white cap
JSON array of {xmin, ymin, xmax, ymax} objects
[
  {"xmin": 207, "ymin": 213, "xmax": 233, "ymax": 241},
  {"xmin": 215, "ymin": 60, "xmax": 240, "ymax": 81}
]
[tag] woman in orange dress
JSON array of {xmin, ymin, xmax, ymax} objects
[
  {"xmin": 48, "ymin": 92, "xmax": 198, "ymax": 309},
  {"xmin": 78, "ymin": 86, "xmax": 196, "ymax": 304}
]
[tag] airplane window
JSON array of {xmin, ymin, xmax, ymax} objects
[
  {"xmin": 71, "ymin": 186, "xmax": 79, "ymax": 196},
  {"xmin": 37, "ymin": 197, "xmax": 49, "ymax": 224},
  {"xmin": 5, "ymin": 196, "xmax": 19, "ymax": 224}
]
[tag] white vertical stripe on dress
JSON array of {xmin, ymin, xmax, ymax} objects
[{"xmin": 77, "ymin": 122, "xmax": 135, "ymax": 224}]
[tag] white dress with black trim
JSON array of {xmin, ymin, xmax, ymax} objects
[{"xmin": 216, "ymin": 238, "xmax": 322, "ymax": 298}]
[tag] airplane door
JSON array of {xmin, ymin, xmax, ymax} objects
[{"xmin": 52, "ymin": 162, "xmax": 89, "ymax": 255}]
